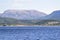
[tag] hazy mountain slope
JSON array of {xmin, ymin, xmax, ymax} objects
[
  {"xmin": 0, "ymin": 17, "xmax": 40, "ymax": 25},
  {"xmin": 41, "ymin": 10, "xmax": 60, "ymax": 20},
  {"xmin": 0, "ymin": 10, "xmax": 47, "ymax": 20},
  {"xmin": 0, "ymin": 17, "xmax": 20, "ymax": 25}
]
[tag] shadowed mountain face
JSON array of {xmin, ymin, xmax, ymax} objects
[
  {"xmin": 0, "ymin": 10, "xmax": 47, "ymax": 20},
  {"xmin": 47, "ymin": 10, "xmax": 60, "ymax": 18},
  {"xmin": 42, "ymin": 10, "xmax": 60, "ymax": 20}
]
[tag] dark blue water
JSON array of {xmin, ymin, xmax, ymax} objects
[{"xmin": 0, "ymin": 26, "xmax": 60, "ymax": 40}]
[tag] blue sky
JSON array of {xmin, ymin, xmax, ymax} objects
[{"xmin": 0, "ymin": 0, "xmax": 60, "ymax": 14}]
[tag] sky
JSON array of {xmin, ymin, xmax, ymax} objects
[{"xmin": 0, "ymin": 0, "xmax": 60, "ymax": 14}]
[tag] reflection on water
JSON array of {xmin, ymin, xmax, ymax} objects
[{"xmin": 0, "ymin": 27, "xmax": 60, "ymax": 40}]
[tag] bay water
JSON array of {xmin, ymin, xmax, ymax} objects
[{"xmin": 0, "ymin": 26, "xmax": 60, "ymax": 40}]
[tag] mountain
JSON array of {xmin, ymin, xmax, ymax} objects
[
  {"xmin": 0, "ymin": 10, "xmax": 60, "ymax": 26},
  {"xmin": 41, "ymin": 10, "xmax": 60, "ymax": 20},
  {"xmin": 0, "ymin": 10, "xmax": 47, "ymax": 20},
  {"xmin": 35, "ymin": 10, "xmax": 60, "ymax": 25}
]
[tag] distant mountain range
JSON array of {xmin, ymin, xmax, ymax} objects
[
  {"xmin": 0, "ymin": 10, "xmax": 47, "ymax": 20},
  {"xmin": 0, "ymin": 10, "xmax": 60, "ymax": 26}
]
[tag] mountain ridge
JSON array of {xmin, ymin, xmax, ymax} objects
[{"xmin": 0, "ymin": 10, "xmax": 47, "ymax": 20}]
